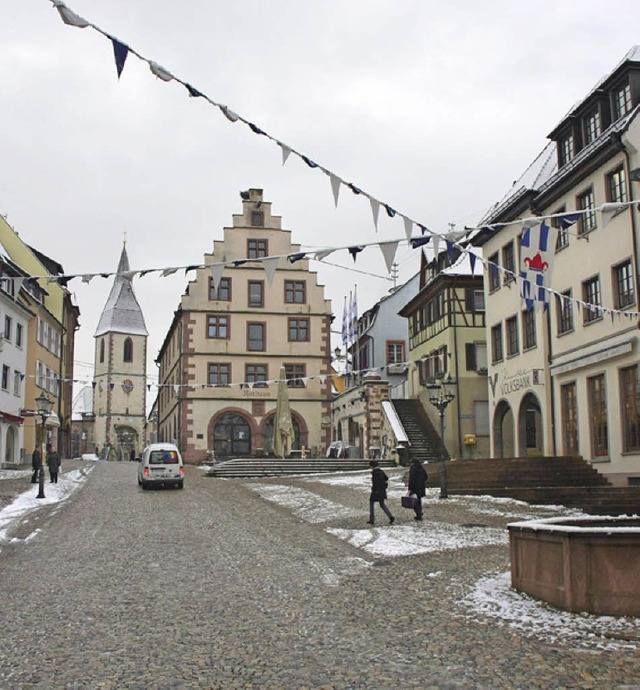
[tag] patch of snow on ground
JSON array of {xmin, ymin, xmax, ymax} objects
[
  {"xmin": 328, "ymin": 521, "xmax": 508, "ymax": 557},
  {"xmin": 0, "ymin": 469, "xmax": 33, "ymax": 480},
  {"xmin": 460, "ymin": 571, "xmax": 640, "ymax": 651},
  {"xmin": 0, "ymin": 468, "xmax": 92, "ymax": 542},
  {"xmin": 250, "ymin": 483, "xmax": 360, "ymax": 523}
]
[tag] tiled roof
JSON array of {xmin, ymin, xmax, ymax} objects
[{"xmin": 94, "ymin": 245, "xmax": 148, "ymax": 337}]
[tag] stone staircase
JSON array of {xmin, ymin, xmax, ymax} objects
[
  {"xmin": 431, "ymin": 455, "xmax": 640, "ymax": 516},
  {"xmin": 390, "ymin": 399, "xmax": 444, "ymax": 463},
  {"xmin": 205, "ymin": 456, "xmax": 396, "ymax": 478}
]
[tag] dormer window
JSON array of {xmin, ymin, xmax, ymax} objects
[
  {"xmin": 614, "ymin": 82, "xmax": 632, "ymax": 119},
  {"xmin": 584, "ymin": 110, "xmax": 601, "ymax": 144},
  {"xmin": 560, "ymin": 134, "xmax": 575, "ymax": 166}
]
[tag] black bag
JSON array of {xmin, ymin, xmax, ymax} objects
[{"xmin": 401, "ymin": 494, "xmax": 419, "ymax": 509}]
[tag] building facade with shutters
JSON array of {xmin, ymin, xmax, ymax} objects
[
  {"xmin": 471, "ymin": 46, "xmax": 640, "ymax": 484},
  {"xmin": 399, "ymin": 248, "xmax": 489, "ymax": 459},
  {"xmin": 0, "ymin": 216, "xmax": 80, "ymax": 462},
  {"xmin": 93, "ymin": 245, "xmax": 148, "ymax": 460},
  {"xmin": 156, "ymin": 189, "xmax": 333, "ymax": 463}
]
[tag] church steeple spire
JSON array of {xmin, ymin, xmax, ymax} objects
[{"xmin": 95, "ymin": 244, "xmax": 148, "ymax": 337}]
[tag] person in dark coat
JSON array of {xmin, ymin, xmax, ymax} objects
[
  {"xmin": 46, "ymin": 448, "xmax": 61, "ymax": 484},
  {"xmin": 408, "ymin": 456, "xmax": 428, "ymax": 521},
  {"xmin": 31, "ymin": 448, "xmax": 42, "ymax": 483},
  {"xmin": 367, "ymin": 461, "xmax": 394, "ymax": 526}
]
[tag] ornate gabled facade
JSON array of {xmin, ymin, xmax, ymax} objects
[
  {"xmin": 156, "ymin": 188, "xmax": 333, "ymax": 463},
  {"xmin": 472, "ymin": 46, "xmax": 640, "ymax": 484},
  {"xmin": 93, "ymin": 245, "xmax": 148, "ymax": 460}
]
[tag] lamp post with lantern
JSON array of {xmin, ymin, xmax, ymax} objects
[
  {"xmin": 426, "ymin": 374, "xmax": 456, "ymax": 499},
  {"xmin": 35, "ymin": 392, "xmax": 54, "ymax": 500}
]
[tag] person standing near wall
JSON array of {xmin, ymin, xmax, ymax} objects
[{"xmin": 408, "ymin": 455, "xmax": 428, "ymax": 521}]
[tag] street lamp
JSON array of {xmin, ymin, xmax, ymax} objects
[
  {"xmin": 35, "ymin": 392, "xmax": 54, "ymax": 499},
  {"xmin": 426, "ymin": 374, "xmax": 456, "ymax": 499}
]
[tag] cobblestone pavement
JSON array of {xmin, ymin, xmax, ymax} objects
[{"xmin": 0, "ymin": 462, "xmax": 639, "ymax": 689}]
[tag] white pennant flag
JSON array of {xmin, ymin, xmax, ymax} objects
[
  {"xmin": 431, "ymin": 233, "xmax": 441, "ymax": 260},
  {"xmin": 600, "ymin": 202, "xmax": 627, "ymax": 226},
  {"xmin": 120, "ymin": 271, "xmax": 136, "ymax": 281},
  {"xmin": 329, "ymin": 173, "xmax": 341, "ymax": 208},
  {"xmin": 210, "ymin": 263, "xmax": 225, "ymax": 292},
  {"xmin": 314, "ymin": 248, "xmax": 335, "ymax": 261},
  {"xmin": 149, "ymin": 61, "xmax": 173, "ymax": 82},
  {"xmin": 318, "ymin": 375, "xmax": 327, "ymax": 385},
  {"xmin": 369, "ymin": 198, "xmax": 380, "ymax": 232},
  {"xmin": 54, "ymin": 3, "xmax": 90, "ymax": 28},
  {"xmin": 219, "ymin": 106, "xmax": 239, "ymax": 122},
  {"xmin": 161, "ymin": 267, "xmax": 178, "ymax": 277},
  {"xmin": 12, "ymin": 277, "xmax": 25, "ymax": 295},
  {"xmin": 262, "ymin": 256, "xmax": 279, "ymax": 285},
  {"xmin": 280, "ymin": 143, "xmax": 292, "ymax": 165},
  {"xmin": 378, "ymin": 241, "xmax": 399, "ymax": 274},
  {"xmin": 81, "ymin": 274, "xmax": 95, "ymax": 284},
  {"xmin": 173, "ymin": 384, "xmax": 180, "ymax": 396},
  {"xmin": 403, "ymin": 216, "xmax": 413, "ymax": 241}
]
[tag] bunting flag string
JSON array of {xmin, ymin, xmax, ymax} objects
[
  {"xmin": 52, "ymin": 350, "xmax": 456, "ymax": 397},
  {"xmin": 34, "ymin": 2, "xmax": 640, "ymax": 323}
]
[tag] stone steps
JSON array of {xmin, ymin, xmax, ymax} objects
[
  {"xmin": 206, "ymin": 457, "xmax": 396, "ymax": 478},
  {"xmin": 428, "ymin": 455, "xmax": 639, "ymax": 516}
]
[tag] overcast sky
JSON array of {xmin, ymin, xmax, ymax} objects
[{"xmin": 2, "ymin": 1, "xmax": 640, "ymax": 392}]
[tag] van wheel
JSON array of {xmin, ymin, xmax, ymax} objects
[
  {"xmin": 137, "ymin": 477, "xmax": 142, "ymax": 486},
  {"xmin": 177, "ymin": 481, "xmax": 184, "ymax": 489},
  {"xmin": 141, "ymin": 482, "xmax": 148, "ymax": 490}
]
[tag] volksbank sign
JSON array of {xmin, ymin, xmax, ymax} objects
[{"xmin": 489, "ymin": 368, "xmax": 543, "ymax": 398}]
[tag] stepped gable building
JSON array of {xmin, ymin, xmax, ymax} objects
[
  {"xmin": 93, "ymin": 244, "xmax": 148, "ymax": 460},
  {"xmin": 471, "ymin": 46, "xmax": 640, "ymax": 484},
  {"xmin": 156, "ymin": 188, "xmax": 333, "ymax": 463}
]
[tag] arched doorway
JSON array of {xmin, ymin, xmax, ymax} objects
[
  {"xmin": 263, "ymin": 415, "xmax": 301, "ymax": 455},
  {"xmin": 519, "ymin": 393, "xmax": 543, "ymax": 456},
  {"xmin": 5, "ymin": 426, "xmax": 17, "ymax": 465},
  {"xmin": 493, "ymin": 400, "xmax": 515, "ymax": 458},
  {"xmin": 213, "ymin": 413, "xmax": 251, "ymax": 457}
]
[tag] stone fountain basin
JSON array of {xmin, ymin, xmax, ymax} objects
[{"xmin": 508, "ymin": 515, "xmax": 640, "ymax": 617}]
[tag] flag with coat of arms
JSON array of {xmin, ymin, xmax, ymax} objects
[{"xmin": 519, "ymin": 223, "xmax": 558, "ymax": 310}]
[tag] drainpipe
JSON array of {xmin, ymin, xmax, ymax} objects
[
  {"xmin": 545, "ymin": 308, "xmax": 557, "ymax": 456},
  {"xmin": 451, "ymin": 279, "xmax": 463, "ymax": 458}
]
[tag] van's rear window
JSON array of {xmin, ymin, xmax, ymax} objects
[{"xmin": 149, "ymin": 450, "xmax": 179, "ymax": 465}]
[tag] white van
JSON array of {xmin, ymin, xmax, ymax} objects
[{"xmin": 138, "ymin": 443, "xmax": 184, "ymax": 490}]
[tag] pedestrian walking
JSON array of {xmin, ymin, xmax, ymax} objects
[
  {"xmin": 47, "ymin": 448, "xmax": 61, "ymax": 484},
  {"xmin": 367, "ymin": 461, "xmax": 394, "ymax": 525},
  {"xmin": 408, "ymin": 456, "xmax": 428, "ymax": 521},
  {"xmin": 31, "ymin": 448, "xmax": 42, "ymax": 483}
]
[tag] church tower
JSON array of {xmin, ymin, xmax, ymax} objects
[{"xmin": 93, "ymin": 244, "xmax": 148, "ymax": 460}]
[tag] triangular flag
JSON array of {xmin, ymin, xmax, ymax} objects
[
  {"xmin": 287, "ymin": 252, "xmax": 306, "ymax": 263},
  {"xmin": 301, "ymin": 156, "xmax": 318, "ymax": 168},
  {"xmin": 92, "ymin": 381, "xmax": 97, "ymax": 390},
  {"xmin": 410, "ymin": 236, "xmax": 430, "ymax": 249},
  {"xmin": 329, "ymin": 173, "xmax": 341, "ymax": 208},
  {"xmin": 432, "ymin": 234, "xmax": 441, "ymax": 260},
  {"xmin": 173, "ymin": 385, "xmax": 180, "ymax": 396},
  {"xmin": 120, "ymin": 271, "xmax": 136, "ymax": 281},
  {"xmin": 54, "ymin": 3, "xmax": 90, "ymax": 28},
  {"xmin": 369, "ymin": 198, "xmax": 380, "ymax": 231},
  {"xmin": 111, "ymin": 39, "xmax": 129, "ymax": 79},
  {"xmin": 185, "ymin": 83, "xmax": 204, "ymax": 98},
  {"xmin": 384, "ymin": 204, "xmax": 396, "ymax": 218},
  {"xmin": 378, "ymin": 241, "xmax": 399, "ymax": 274},
  {"xmin": 314, "ymin": 248, "xmax": 335, "ymax": 261},
  {"xmin": 161, "ymin": 267, "xmax": 178, "ymax": 277},
  {"xmin": 600, "ymin": 202, "xmax": 626, "ymax": 226},
  {"xmin": 220, "ymin": 106, "xmax": 239, "ymax": 122},
  {"xmin": 149, "ymin": 61, "xmax": 173, "ymax": 82},
  {"xmin": 469, "ymin": 253, "xmax": 477, "ymax": 275},
  {"xmin": 249, "ymin": 122, "xmax": 266, "ymax": 136},
  {"xmin": 318, "ymin": 375, "xmax": 327, "ymax": 385},
  {"xmin": 402, "ymin": 216, "xmax": 413, "ymax": 241},
  {"xmin": 280, "ymin": 143, "xmax": 292, "ymax": 165},
  {"xmin": 210, "ymin": 264, "xmax": 225, "ymax": 292},
  {"xmin": 348, "ymin": 246, "xmax": 365, "ymax": 262},
  {"xmin": 109, "ymin": 383, "xmax": 115, "ymax": 391},
  {"xmin": 446, "ymin": 241, "xmax": 454, "ymax": 264},
  {"xmin": 262, "ymin": 256, "xmax": 279, "ymax": 285},
  {"xmin": 232, "ymin": 259, "xmax": 247, "ymax": 268}
]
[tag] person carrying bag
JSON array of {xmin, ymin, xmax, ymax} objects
[{"xmin": 407, "ymin": 455, "xmax": 428, "ymax": 521}]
